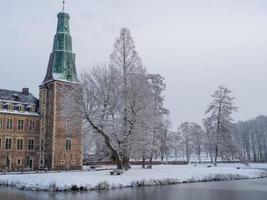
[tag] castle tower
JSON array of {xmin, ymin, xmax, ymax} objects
[{"xmin": 39, "ymin": 9, "xmax": 82, "ymax": 170}]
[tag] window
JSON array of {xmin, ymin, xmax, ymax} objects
[
  {"xmin": 6, "ymin": 118, "xmax": 13, "ymax": 130},
  {"xmin": 66, "ymin": 139, "xmax": 71, "ymax": 150},
  {"xmin": 17, "ymin": 158, "xmax": 21, "ymax": 165},
  {"xmin": 0, "ymin": 102, "xmax": 3, "ymax": 110},
  {"xmin": 28, "ymin": 139, "xmax": 34, "ymax": 150},
  {"xmin": 18, "ymin": 119, "xmax": 24, "ymax": 130},
  {"xmin": 8, "ymin": 104, "xmax": 14, "ymax": 111},
  {"xmin": 19, "ymin": 105, "xmax": 24, "ymax": 112},
  {"xmin": 0, "ymin": 138, "xmax": 2, "ymax": 149},
  {"xmin": 40, "ymin": 159, "xmax": 43, "ymax": 166},
  {"xmin": 71, "ymin": 160, "xmax": 75, "ymax": 164},
  {"xmin": 30, "ymin": 106, "xmax": 35, "ymax": 113},
  {"xmin": 61, "ymin": 160, "xmax": 65, "ymax": 164},
  {"xmin": 40, "ymin": 140, "xmax": 44, "ymax": 151},
  {"xmin": 17, "ymin": 139, "xmax": 23, "ymax": 150},
  {"xmin": 29, "ymin": 120, "xmax": 35, "ymax": 131},
  {"xmin": 0, "ymin": 118, "xmax": 2, "ymax": 129},
  {"xmin": 5, "ymin": 138, "xmax": 12, "ymax": 150},
  {"xmin": 39, "ymin": 154, "xmax": 44, "ymax": 166},
  {"xmin": 65, "ymin": 121, "xmax": 72, "ymax": 132}
]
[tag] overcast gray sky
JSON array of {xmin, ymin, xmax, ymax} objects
[{"xmin": 1, "ymin": 0, "xmax": 267, "ymax": 129}]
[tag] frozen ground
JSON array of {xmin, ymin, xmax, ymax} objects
[{"xmin": 0, "ymin": 164, "xmax": 267, "ymax": 191}]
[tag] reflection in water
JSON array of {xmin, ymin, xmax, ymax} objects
[{"xmin": 1, "ymin": 178, "xmax": 267, "ymax": 200}]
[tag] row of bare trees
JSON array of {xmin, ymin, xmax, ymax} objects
[
  {"xmin": 169, "ymin": 86, "xmax": 244, "ymax": 166},
  {"xmin": 237, "ymin": 116, "xmax": 267, "ymax": 163}
]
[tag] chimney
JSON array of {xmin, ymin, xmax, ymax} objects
[{"xmin": 22, "ymin": 88, "xmax": 29, "ymax": 95}]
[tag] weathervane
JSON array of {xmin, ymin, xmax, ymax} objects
[{"xmin": 62, "ymin": 0, "xmax": 65, "ymax": 11}]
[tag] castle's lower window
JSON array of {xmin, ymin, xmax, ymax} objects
[
  {"xmin": 17, "ymin": 139, "xmax": 23, "ymax": 150},
  {"xmin": 71, "ymin": 160, "xmax": 75, "ymax": 164},
  {"xmin": 5, "ymin": 138, "xmax": 12, "ymax": 150},
  {"xmin": 28, "ymin": 139, "xmax": 34, "ymax": 150},
  {"xmin": 17, "ymin": 158, "xmax": 21, "ymax": 165},
  {"xmin": 61, "ymin": 160, "xmax": 65, "ymax": 164}
]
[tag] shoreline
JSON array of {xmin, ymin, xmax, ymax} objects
[{"xmin": 0, "ymin": 165, "xmax": 266, "ymax": 192}]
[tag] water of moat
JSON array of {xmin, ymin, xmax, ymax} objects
[{"xmin": 1, "ymin": 178, "xmax": 267, "ymax": 200}]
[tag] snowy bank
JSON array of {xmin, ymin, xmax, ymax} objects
[{"xmin": 0, "ymin": 165, "xmax": 266, "ymax": 192}]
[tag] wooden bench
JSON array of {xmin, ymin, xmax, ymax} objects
[{"xmin": 110, "ymin": 169, "xmax": 123, "ymax": 175}]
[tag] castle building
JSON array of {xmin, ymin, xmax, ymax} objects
[{"xmin": 0, "ymin": 9, "xmax": 82, "ymax": 171}]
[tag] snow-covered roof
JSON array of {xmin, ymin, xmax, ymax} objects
[
  {"xmin": 0, "ymin": 109, "xmax": 40, "ymax": 117},
  {"xmin": 0, "ymin": 89, "xmax": 38, "ymax": 105}
]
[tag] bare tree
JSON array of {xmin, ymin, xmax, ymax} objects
[
  {"xmin": 81, "ymin": 65, "xmax": 124, "ymax": 168},
  {"xmin": 191, "ymin": 123, "xmax": 204, "ymax": 163},
  {"xmin": 146, "ymin": 74, "xmax": 169, "ymax": 166},
  {"xmin": 109, "ymin": 28, "xmax": 145, "ymax": 169},
  {"xmin": 205, "ymin": 85, "xmax": 238, "ymax": 166},
  {"xmin": 178, "ymin": 122, "xmax": 194, "ymax": 163},
  {"xmin": 80, "ymin": 28, "xmax": 169, "ymax": 170},
  {"xmin": 203, "ymin": 118, "xmax": 216, "ymax": 163}
]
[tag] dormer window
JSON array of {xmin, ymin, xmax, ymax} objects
[
  {"xmin": 8, "ymin": 104, "xmax": 14, "ymax": 111},
  {"xmin": 30, "ymin": 105, "xmax": 36, "ymax": 113},
  {"xmin": 19, "ymin": 105, "xmax": 25, "ymax": 112}
]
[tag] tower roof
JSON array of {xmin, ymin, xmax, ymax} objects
[{"xmin": 42, "ymin": 10, "xmax": 79, "ymax": 84}]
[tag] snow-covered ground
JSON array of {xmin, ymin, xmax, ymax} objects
[{"xmin": 0, "ymin": 164, "xmax": 266, "ymax": 191}]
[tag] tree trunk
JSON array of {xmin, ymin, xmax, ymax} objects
[
  {"xmin": 210, "ymin": 151, "xmax": 213, "ymax": 163},
  {"xmin": 86, "ymin": 117, "xmax": 123, "ymax": 169},
  {"xmin": 214, "ymin": 145, "xmax": 218, "ymax": 166},
  {"xmin": 149, "ymin": 154, "xmax": 153, "ymax": 168},
  {"xmin": 142, "ymin": 155, "xmax": 146, "ymax": 168},
  {"xmin": 122, "ymin": 155, "xmax": 130, "ymax": 170},
  {"xmin": 198, "ymin": 152, "xmax": 201, "ymax": 163}
]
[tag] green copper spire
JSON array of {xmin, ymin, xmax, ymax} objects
[{"xmin": 43, "ymin": 10, "xmax": 78, "ymax": 83}]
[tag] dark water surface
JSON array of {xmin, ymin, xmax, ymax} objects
[{"xmin": 1, "ymin": 178, "xmax": 267, "ymax": 200}]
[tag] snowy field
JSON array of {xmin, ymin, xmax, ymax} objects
[{"xmin": 0, "ymin": 164, "xmax": 266, "ymax": 192}]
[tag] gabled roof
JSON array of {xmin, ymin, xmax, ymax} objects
[{"xmin": 0, "ymin": 89, "xmax": 38, "ymax": 105}]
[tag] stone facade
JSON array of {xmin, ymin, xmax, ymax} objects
[{"xmin": 0, "ymin": 10, "xmax": 83, "ymax": 171}]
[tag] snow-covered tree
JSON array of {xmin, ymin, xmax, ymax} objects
[
  {"xmin": 80, "ymin": 28, "xmax": 169, "ymax": 169},
  {"xmin": 146, "ymin": 74, "xmax": 169, "ymax": 166},
  {"xmin": 237, "ymin": 116, "xmax": 267, "ymax": 162},
  {"xmin": 81, "ymin": 65, "xmax": 123, "ymax": 168},
  {"xmin": 204, "ymin": 85, "xmax": 238, "ymax": 166},
  {"xmin": 168, "ymin": 130, "xmax": 182, "ymax": 160},
  {"xmin": 203, "ymin": 118, "xmax": 216, "ymax": 162},
  {"xmin": 191, "ymin": 123, "xmax": 204, "ymax": 163},
  {"xmin": 177, "ymin": 122, "xmax": 194, "ymax": 163},
  {"xmin": 177, "ymin": 122, "xmax": 203, "ymax": 163}
]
